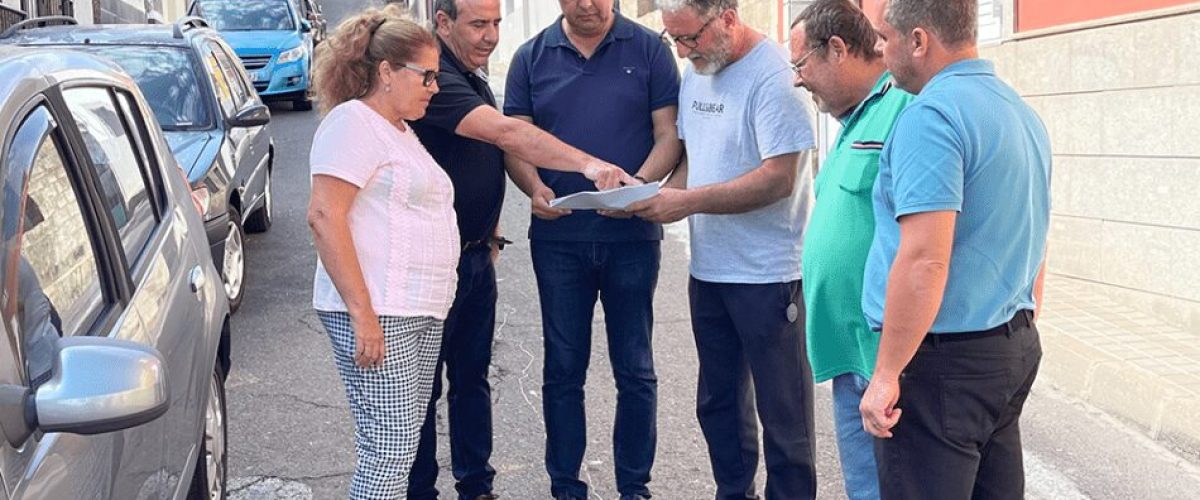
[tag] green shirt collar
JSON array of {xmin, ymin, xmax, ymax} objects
[{"xmin": 837, "ymin": 71, "xmax": 895, "ymax": 127}]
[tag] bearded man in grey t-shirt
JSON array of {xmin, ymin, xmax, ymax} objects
[{"xmin": 629, "ymin": 0, "xmax": 819, "ymax": 497}]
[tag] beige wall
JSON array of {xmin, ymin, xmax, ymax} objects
[
  {"xmin": 620, "ymin": 0, "xmax": 786, "ymax": 41},
  {"xmin": 489, "ymin": 1, "xmax": 790, "ymax": 96},
  {"xmin": 982, "ymin": 9, "xmax": 1200, "ymax": 335}
]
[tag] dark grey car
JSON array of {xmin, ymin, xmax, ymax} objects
[
  {"xmin": 2, "ymin": 17, "xmax": 276, "ymax": 312},
  {"xmin": 0, "ymin": 46, "xmax": 230, "ymax": 499}
]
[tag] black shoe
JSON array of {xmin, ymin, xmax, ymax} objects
[
  {"xmin": 475, "ymin": 495, "xmax": 499, "ymax": 500},
  {"xmin": 619, "ymin": 496, "xmax": 651, "ymax": 500}
]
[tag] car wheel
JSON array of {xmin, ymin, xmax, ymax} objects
[
  {"xmin": 245, "ymin": 171, "xmax": 272, "ymax": 233},
  {"xmin": 187, "ymin": 363, "xmax": 227, "ymax": 500},
  {"xmin": 222, "ymin": 208, "xmax": 246, "ymax": 313},
  {"xmin": 293, "ymin": 87, "xmax": 313, "ymax": 111}
]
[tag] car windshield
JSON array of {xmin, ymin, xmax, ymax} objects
[
  {"xmin": 194, "ymin": 0, "xmax": 295, "ymax": 31},
  {"xmin": 72, "ymin": 45, "xmax": 213, "ymax": 131}
]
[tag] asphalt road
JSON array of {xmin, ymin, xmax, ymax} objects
[{"xmin": 224, "ymin": 1, "xmax": 1200, "ymax": 498}]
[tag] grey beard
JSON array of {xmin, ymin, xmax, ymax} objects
[{"xmin": 691, "ymin": 53, "xmax": 729, "ymax": 75}]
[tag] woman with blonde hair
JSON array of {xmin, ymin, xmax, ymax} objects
[{"xmin": 306, "ymin": 5, "xmax": 455, "ymax": 498}]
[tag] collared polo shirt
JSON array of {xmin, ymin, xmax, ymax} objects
[
  {"xmin": 802, "ymin": 73, "xmax": 912, "ymax": 382},
  {"xmin": 503, "ymin": 13, "xmax": 679, "ymax": 242},
  {"xmin": 411, "ymin": 36, "xmax": 506, "ymax": 244},
  {"xmin": 863, "ymin": 59, "xmax": 1052, "ymax": 334}
]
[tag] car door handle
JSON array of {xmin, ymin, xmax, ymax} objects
[{"xmin": 189, "ymin": 266, "xmax": 206, "ymax": 294}]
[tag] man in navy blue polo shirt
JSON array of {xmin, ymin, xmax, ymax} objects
[
  {"xmin": 503, "ymin": 1, "xmax": 682, "ymax": 498},
  {"xmin": 407, "ymin": 1, "xmax": 642, "ymax": 499},
  {"xmin": 860, "ymin": 1, "xmax": 1051, "ymax": 499}
]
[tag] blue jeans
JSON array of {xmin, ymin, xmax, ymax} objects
[
  {"xmin": 409, "ymin": 248, "xmax": 497, "ymax": 500},
  {"xmin": 531, "ymin": 240, "xmax": 660, "ymax": 499},
  {"xmin": 832, "ymin": 373, "xmax": 880, "ymax": 500}
]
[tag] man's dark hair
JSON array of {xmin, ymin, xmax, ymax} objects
[
  {"xmin": 657, "ymin": 0, "xmax": 738, "ymax": 18},
  {"xmin": 886, "ymin": 0, "xmax": 976, "ymax": 47},
  {"xmin": 434, "ymin": 0, "xmax": 458, "ymax": 20},
  {"xmin": 791, "ymin": 0, "xmax": 879, "ymax": 61}
]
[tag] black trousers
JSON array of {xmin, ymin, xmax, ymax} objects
[
  {"xmin": 689, "ymin": 277, "xmax": 817, "ymax": 500},
  {"xmin": 408, "ymin": 248, "xmax": 498, "ymax": 500},
  {"xmin": 875, "ymin": 310, "xmax": 1042, "ymax": 500}
]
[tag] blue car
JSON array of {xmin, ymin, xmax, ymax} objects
[{"xmin": 189, "ymin": 0, "xmax": 315, "ymax": 110}]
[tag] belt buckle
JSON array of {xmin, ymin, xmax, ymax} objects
[{"xmin": 461, "ymin": 239, "xmax": 483, "ymax": 251}]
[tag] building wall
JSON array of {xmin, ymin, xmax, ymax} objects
[
  {"xmin": 619, "ymin": 0, "xmax": 786, "ymax": 40},
  {"xmin": 97, "ymin": 0, "xmax": 146, "ymax": 24},
  {"xmin": 486, "ymin": 0, "xmax": 1200, "ymax": 336},
  {"xmin": 1017, "ymin": 0, "xmax": 1197, "ymax": 32},
  {"xmin": 490, "ymin": 0, "xmax": 561, "ymax": 96},
  {"xmin": 490, "ymin": 0, "xmax": 795, "ymax": 97},
  {"xmin": 982, "ymin": 3, "xmax": 1200, "ymax": 335},
  {"xmin": 0, "ymin": 0, "xmax": 186, "ymax": 24}
]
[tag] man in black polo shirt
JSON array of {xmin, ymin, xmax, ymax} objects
[{"xmin": 408, "ymin": 1, "xmax": 638, "ymax": 499}]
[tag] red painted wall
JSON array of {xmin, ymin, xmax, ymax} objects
[
  {"xmin": 860, "ymin": 1, "xmax": 1198, "ymax": 34},
  {"xmin": 1017, "ymin": 0, "xmax": 1198, "ymax": 32}
]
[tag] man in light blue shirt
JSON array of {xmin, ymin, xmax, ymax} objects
[
  {"xmin": 859, "ymin": 1, "xmax": 1051, "ymax": 499},
  {"xmin": 631, "ymin": 1, "xmax": 818, "ymax": 497}
]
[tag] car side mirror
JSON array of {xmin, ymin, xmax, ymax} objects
[
  {"xmin": 300, "ymin": 19, "xmax": 312, "ymax": 33},
  {"xmin": 0, "ymin": 337, "xmax": 169, "ymax": 446},
  {"xmin": 228, "ymin": 103, "xmax": 271, "ymax": 128}
]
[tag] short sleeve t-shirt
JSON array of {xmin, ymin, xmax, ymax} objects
[
  {"xmin": 677, "ymin": 39, "xmax": 816, "ymax": 284},
  {"xmin": 310, "ymin": 100, "xmax": 460, "ymax": 319}
]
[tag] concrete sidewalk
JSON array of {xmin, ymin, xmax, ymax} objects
[{"xmin": 1037, "ymin": 275, "xmax": 1200, "ymax": 458}]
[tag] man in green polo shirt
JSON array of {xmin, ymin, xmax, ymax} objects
[{"xmin": 790, "ymin": 1, "xmax": 912, "ymax": 498}]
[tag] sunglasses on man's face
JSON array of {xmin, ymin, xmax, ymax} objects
[{"xmin": 400, "ymin": 63, "xmax": 439, "ymax": 87}]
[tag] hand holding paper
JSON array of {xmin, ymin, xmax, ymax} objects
[{"xmin": 549, "ymin": 182, "xmax": 661, "ymax": 211}]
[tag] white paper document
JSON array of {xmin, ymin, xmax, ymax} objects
[{"xmin": 549, "ymin": 182, "xmax": 661, "ymax": 210}]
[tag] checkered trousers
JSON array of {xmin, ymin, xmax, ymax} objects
[{"xmin": 318, "ymin": 311, "xmax": 444, "ymax": 499}]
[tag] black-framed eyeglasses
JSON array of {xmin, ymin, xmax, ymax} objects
[
  {"xmin": 790, "ymin": 40, "xmax": 827, "ymax": 74},
  {"xmin": 660, "ymin": 16, "xmax": 717, "ymax": 49},
  {"xmin": 400, "ymin": 63, "xmax": 439, "ymax": 87}
]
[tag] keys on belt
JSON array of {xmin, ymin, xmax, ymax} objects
[{"xmin": 462, "ymin": 235, "xmax": 513, "ymax": 252}]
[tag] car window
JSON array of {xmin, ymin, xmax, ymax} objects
[
  {"xmin": 113, "ymin": 90, "xmax": 168, "ymax": 217},
  {"xmin": 205, "ymin": 51, "xmax": 238, "ymax": 118},
  {"xmin": 194, "ymin": 0, "xmax": 296, "ymax": 31},
  {"xmin": 7, "ymin": 111, "xmax": 104, "ymax": 387},
  {"xmin": 210, "ymin": 43, "xmax": 251, "ymax": 105},
  {"xmin": 63, "ymin": 88, "xmax": 156, "ymax": 265},
  {"xmin": 68, "ymin": 45, "xmax": 213, "ymax": 131}
]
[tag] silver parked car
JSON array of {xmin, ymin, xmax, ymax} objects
[{"xmin": 0, "ymin": 45, "xmax": 230, "ymax": 499}]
